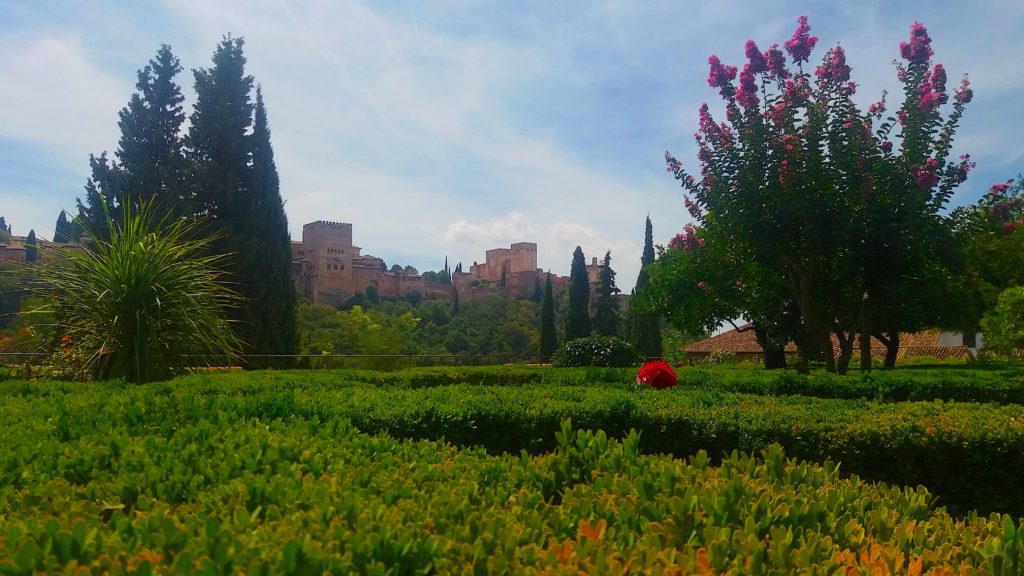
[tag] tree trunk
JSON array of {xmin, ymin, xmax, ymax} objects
[
  {"xmin": 763, "ymin": 348, "xmax": 787, "ymax": 370},
  {"xmin": 836, "ymin": 331, "xmax": 855, "ymax": 375},
  {"xmin": 884, "ymin": 329, "xmax": 899, "ymax": 368},
  {"xmin": 859, "ymin": 296, "xmax": 874, "ymax": 372},
  {"xmin": 752, "ymin": 323, "xmax": 787, "ymax": 370}
]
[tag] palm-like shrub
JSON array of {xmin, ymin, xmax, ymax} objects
[{"xmin": 28, "ymin": 203, "xmax": 241, "ymax": 383}]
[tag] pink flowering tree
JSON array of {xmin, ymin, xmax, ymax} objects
[{"xmin": 663, "ymin": 18, "xmax": 975, "ymax": 373}]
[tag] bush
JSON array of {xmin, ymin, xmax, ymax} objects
[
  {"xmin": 982, "ymin": 286, "xmax": 1024, "ymax": 356},
  {"xmin": 551, "ymin": 336, "xmax": 639, "ymax": 367},
  {"xmin": 24, "ymin": 202, "xmax": 242, "ymax": 383}
]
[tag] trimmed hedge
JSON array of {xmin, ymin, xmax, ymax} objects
[
  {"xmin": 5, "ymin": 371, "xmax": 1024, "ymax": 517},
  {"xmin": 1, "ymin": 387, "xmax": 1022, "ymax": 573},
  {"xmin": 310, "ymin": 363, "xmax": 1024, "ymax": 405}
]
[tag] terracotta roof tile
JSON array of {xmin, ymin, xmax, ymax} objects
[{"xmin": 686, "ymin": 326, "xmax": 967, "ymax": 359}]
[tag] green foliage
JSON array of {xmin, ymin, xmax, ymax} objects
[
  {"xmin": 23, "ymin": 201, "xmax": 242, "ymax": 383},
  {"xmin": 540, "ymin": 274, "xmax": 557, "ymax": 359},
  {"xmin": 592, "ymin": 250, "xmax": 620, "ymax": 336},
  {"xmin": 631, "ymin": 216, "xmax": 662, "ymax": 358},
  {"xmin": 242, "ymin": 87, "xmax": 297, "ymax": 362},
  {"xmin": 566, "ymin": 246, "xmax": 591, "ymax": 340},
  {"xmin": 77, "ymin": 45, "xmax": 187, "ymax": 235},
  {"xmin": 551, "ymin": 336, "xmax": 638, "ymax": 368},
  {"xmin": 3, "ymin": 378, "xmax": 1023, "ymax": 573},
  {"xmin": 982, "ymin": 286, "xmax": 1024, "ymax": 356},
  {"xmin": 24, "ymin": 230, "xmax": 37, "ymax": 262}
]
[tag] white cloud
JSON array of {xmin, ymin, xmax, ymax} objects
[{"xmin": 0, "ymin": 35, "xmax": 128, "ymax": 165}]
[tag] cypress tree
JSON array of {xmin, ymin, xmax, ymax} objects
[
  {"xmin": 77, "ymin": 45, "xmax": 186, "ymax": 230},
  {"xmin": 0, "ymin": 217, "xmax": 9, "ymax": 243},
  {"xmin": 244, "ymin": 86, "xmax": 298, "ymax": 358},
  {"xmin": 452, "ymin": 288, "xmax": 461, "ymax": 315},
  {"xmin": 593, "ymin": 250, "xmax": 620, "ymax": 336},
  {"xmin": 633, "ymin": 216, "xmax": 662, "ymax": 358},
  {"xmin": 532, "ymin": 277, "xmax": 543, "ymax": 303},
  {"xmin": 117, "ymin": 44, "xmax": 187, "ymax": 214},
  {"xmin": 566, "ymin": 246, "xmax": 591, "ymax": 340},
  {"xmin": 188, "ymin": 37, "xmax": 300, "ymax": 360},
  {"xmin": 54, "ymin": 211, "xmax": 71, "ymax": 243},
  {"xmin": 187, "ymin": 36, "xmax": 253, "ymax": 228},
  {"xmin": 25, "ymin": 230, "xmax": 37, "ymax": 262},
  {"xmin": 540, "ymin": 273, "xmax": 557, "ymax": 358}
]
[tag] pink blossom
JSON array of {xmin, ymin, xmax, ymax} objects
[
  {"xmin": 910, "ymin": 158, "xmax": 940, "ymax": 189},
  {"xmin": 683, "ymin": 195, "xmax": 702, "ymax": 220},
  {"xmin": 671, "ymin": 225, "xmax": 705, "ymax": 252},
  {"xmin": 880, "ymin": 141, "xmax": 893, "ymax": 154},
  {"xmin": 745, "ymin": 40, "xmax": 768, "ymax": 74},
  {"xmin": 697, "ymin": 281, "xmax": 710, "ymax": 292},
  {"xmin": 918, "ymin": 63, "xmax": 949, "ymax": 112},
  {"xmin": 735, "ymin": 66, "xmax": 760, "ymax": 108},
  {"xmin": 897, "ymin": 110, "xmax": 908, "ymax": 126},
  {"xmin": 900, "ymin": 21, "xmax": 933, "ymax": 64},
  {"xmin": 951, "ymin": 154, "xmax": 975, "ymax": 185},
  {"xmin": 783, "ymin": 77, "xmax": 811, "ymax": 105},
  {"xmin": 1002, "ymin": 220, "xmax": 1023, "ymax": 235},
  {"xmin": 784, "ymin": 16, "xmax": 818, "ymax": 64},
  {"xmin": 707, "ymin": 55, "xmax": 738, "ymax": 91},
  {"xmin": 814, "ymin": 46, "xmax": 850, "ymax": 83},
  {"xmin": 764, "ymin": 43, "xmax": 789, "ymax": 79},
  {"xmin": 989, "ymin": 183, "xmax": 1010, "ymax": 196},
  {"xmin": 867, "ymin": 91, "xmax": 887, "ymax": 118},
  {"xmin": 782, "ymin": 133, "xmax": 798, "ymax": 153},
  {"xmin": 954, "ymin": 75, "xmax": 973, "ymax": 104}
]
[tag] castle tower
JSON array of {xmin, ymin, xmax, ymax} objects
[{"xmin": 301, "ymin": 221, "xmax": 357, "ymax": 305}]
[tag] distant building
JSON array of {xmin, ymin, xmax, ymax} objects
[{"xmin": 292, "ymin": 222, "xmax": 571, "ymax": 307}]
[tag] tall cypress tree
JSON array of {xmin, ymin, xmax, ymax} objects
[
  {"xmin": 24, "ymin": 230, "xmax": 37, "ymax": 262},
  {"xmin": 118, "ymin": 44, "xmax": 186, "ymax": 213},
  {"xmin": 632, "ymin": 216, "xmax": 662, "ymax": 358},
  {"xmin": 245, "ymin": 86, "xmax": 297, "ymax": 358},
  {"xmin": 540, "ymin": 273, "xmax": 557, "ymax": 358},
  {"xmin": 593, "ymin": 250, "xmax": 620, "ymax": 336},
  {"xmin": 77, "ymin": 45, "xmax": 186, "ymax": 230},
  {"xmin": 188, "ymin": 36, "xmax": 253, "ymax": 228},
  {"xmin": 566, "ymin": 246, "xmax": 591, "ymax": 340},
  {"xmin": 532, "ymin": 277, "xmax": 543, "ymax": 303}
]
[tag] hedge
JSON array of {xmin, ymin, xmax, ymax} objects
[
  {"xmin": 4, "ymin": 371, "xmax": 1024, "ymax": 517},
  {"xmin": 1, "ymin": 386, "xmax": 1022, "ymax": 573}
]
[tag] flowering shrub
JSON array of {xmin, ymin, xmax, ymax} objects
[
  {"xmin": 663, "ymin": 17, "xmax": 975, "ymax": 374},
  {"xmin": 636, "ymin": 360, "xmax": 677, "ymax": 389},
  {"xmin": 551, "ymin": 336, "xmax": 639, "ymax": 368}
]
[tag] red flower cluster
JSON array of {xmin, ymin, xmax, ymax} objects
[{"xmin": 636, "ymin": 360, "xmax": 677, "ymax": 389}]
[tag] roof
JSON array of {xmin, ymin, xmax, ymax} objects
[
  {"xmin": 685, "ymin": 324, "xmax": 971, "ymax": 359},
  {"xmin": 685, "ymin": 324, "xmax": 797, "ymax": 354}
]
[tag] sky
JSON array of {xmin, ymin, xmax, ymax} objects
[{"xmin": 2, "ymin": 1, "xmax": 1023, "ymax": 291}]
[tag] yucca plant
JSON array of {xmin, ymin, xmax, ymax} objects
[{"xmin": 26, "ymin": 201, "xmax": 242, "ymax": 383}]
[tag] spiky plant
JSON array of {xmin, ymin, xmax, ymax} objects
[{"xmin": 27, "ymin": 202, "xmax": 241, "ymax": 383}]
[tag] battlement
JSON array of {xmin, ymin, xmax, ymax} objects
[
  {"xmin": 510, "ymin": 242, "xmax": 537, "ymax": 251},
  {"xmin": 304, "ymin": 220, "xmax": 352, "ymax": 230}
]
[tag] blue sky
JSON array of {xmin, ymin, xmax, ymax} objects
[{"xmin": 2, "ymin": 1, "xmax": 1022, "ymax": 290}]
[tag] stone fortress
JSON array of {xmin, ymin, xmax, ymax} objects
[{"xmin": 292, "ymin": 221, "xmax": 581, "ymax": 307}]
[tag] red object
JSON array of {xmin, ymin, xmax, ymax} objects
[{"xmin": 636, "ymin": 360, "xmax": 677, "ymax": 389}]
